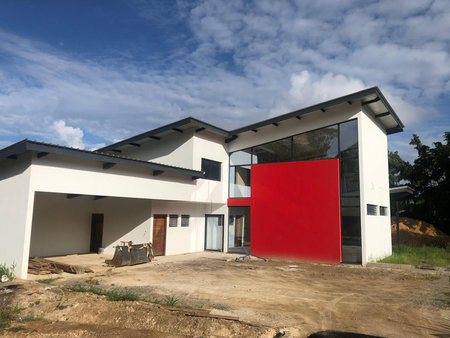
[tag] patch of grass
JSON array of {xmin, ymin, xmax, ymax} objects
[
  {"xmin": 163, "ymin": 295, "xmax": 178, "ymax": 306},
  {"xmin": 65, "ymin": 283, "xmax": 139, "ymax": 302},
  {"xmin": 36, "ymin": 277, "xmax": 62, "ymax": 284},
  {"xmin": 0, "ymin": 304, "xmax": 21, "ymax": 333},
  {"xmin": 0, "ymin": 263, "xmax": 15, "ymax": 281},
  {"xmin": 65, "ymin": 283, "xmax": 180, "ymax": 307},
  {"xmin": 7, "ymin": 325, "xmax": 27, "ymax": 333},
  {"xmin": 379, "ymin": 245, "xmax": 450, "ymax": 267}
]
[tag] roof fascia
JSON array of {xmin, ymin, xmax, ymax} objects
[
  {"xmin": 374, "ymin": 87, "xmax": 405, "ymax": 129},
  {"xmin": 1, "ymin": 140, "xmax": 204, "ymax": 178},
  {"xmin": 98, "ymin": 117, "xmax": 229, "ymax": 152},
  {"xmin": 228, "ymin": 87, "xmax": 404, "ymax": 137}
]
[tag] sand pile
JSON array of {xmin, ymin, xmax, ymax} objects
[{"xmin": 391, "ymin": 217, "xmax": 450, "ymax": 247}]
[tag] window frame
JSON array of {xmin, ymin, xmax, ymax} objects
[
  {"xmin": 201, "ymin": 158, "xmax": 222, "ymax": 181},
  {"xmin": 181, "ymin": 214, "xmax": 190, "ymax": 227},
  {"xmin": 169, "ymin": 214, "xmax": 178, "ymax": 227}
]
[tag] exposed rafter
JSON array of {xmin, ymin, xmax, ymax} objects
[
  {"xmin": 375, "ymin": 112, "xmax": 391, "ymax": 118},
  {"xmin": 153, "ymin": 170, "xmax": 164, "ymax": 176},
  {"xmin": 172, "ymin": 128, "xmax": 183, "ymax": 133},
  {"xmin": 196, "ymin": 127, "xmax": 206, "ymax": 133},
  {"xmin": 362, "ymin": 97, "xmax": 380, "ymax": 106},
  {"xmin": 67, "ymin": 194, "xmax": 82, "ymax": 199},
  {"xmin": 103, "ymin": 162, "xmax": 116, "ymax": 170},
  {"xmin": 129, "ymin": 142, "xmax": 140, "ymax": 147},
  {"xmin": 225, "ymin": 135, "xmax": 238, "ymax": 143},
  {"xmin": 149, "ymin": 136, "xmax": 160, "ymax": 141},
  {"xmin": 94, "ymin": 196, "xmax": 107, "ymax": 200},
  {"xmin": 37, "ymin": 152, "xmax": 49, "ymax": 158}
]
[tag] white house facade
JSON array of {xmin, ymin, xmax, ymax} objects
[{"xmin": 0, "ymin": 87, "xmax": 404, "ymax": 279}]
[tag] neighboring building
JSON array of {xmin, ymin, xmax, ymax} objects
[{"xmin": 0, "ymin": 87, "xmax": 404, "ymax": 278}]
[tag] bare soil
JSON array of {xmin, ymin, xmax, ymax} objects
[
  {"xmin": 391, "ymin": 217, "xmax": 450, "ymax": 247},
  {"xmin": 3, "ymin": 252, "xmax": 450, "ymax": 337}
]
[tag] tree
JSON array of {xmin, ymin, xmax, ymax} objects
[
  {"xmin": 404, "ymin": 133, "xmax": 450, "ymax": 235},
  {"xmin": 388, "ymin": 150, "xmax": 411, "ymax": 187}
]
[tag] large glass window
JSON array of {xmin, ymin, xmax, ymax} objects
[
  {"xmin": 229, "ymin": 166, "xmax": 251, "ymax": 198},
  {"xmin": 339, "ymin": 119, "xmax": 358, "ymax": 158},
  {"xmin": 293, "ymin": 125, "xmax": 338, "ymax": 161},
  {"xmin": 253, "ymin": 137, "xmax": 291, "ymax": 164},
  {"xmin": 230, "ymin": 148, "xmax": 252, "ymax": 166},
  {"xmin": 228, "ymin": 206, "xmax": 251, "ymax": 254}
]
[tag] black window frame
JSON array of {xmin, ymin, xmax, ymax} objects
[
  {"xmin": 379, "ymin": 206, "xmax": 388, "ymax": 216},
  {"xmin": 169, "ymin": 214, "xmax": 178, "ymax": 227},
  {"xmin": 181, "ymin": 214, "xmax": 190, "ymax": 227},
  {"xmin": 201, "ymin": 158, "xmax": 222, "ymax": 181}
]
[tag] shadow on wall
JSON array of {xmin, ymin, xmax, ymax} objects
[{"xmin": 29, "ymin": 193, "xmax": 152, "ymax": 257}]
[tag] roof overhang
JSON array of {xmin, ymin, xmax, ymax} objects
[
  {"xmin": 390, "ymin": 185, "xmax": 415, "ymax": 200},
  {"xmin": 0, "ymin": 140, "xmax": 204, "ymax": 179},
  {"xmin": 97, "ymin": 117, "xmax": 229, "ymax": 153},
  {"xmin": 225, "ymin": 87, "xmax": 404, "ymax": 143}
]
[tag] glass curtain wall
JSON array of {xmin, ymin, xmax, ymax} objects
[
  {"xmin": 228, "ymin": 206, "xmax": 251, "ymax": 254},
  {"xmin": 228, "ymin": 119, "xmax": 361, "ymax": 262}
]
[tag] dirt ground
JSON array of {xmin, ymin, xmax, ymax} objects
[
  {"xmin": 391, "ymin": 217, "xmax": 450, "ymax": 247},
  {"xmin": 2, "ymin": 252, "xmax": 450, "ymax": 337}
]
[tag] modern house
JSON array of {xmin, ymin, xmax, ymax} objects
[{"xmin": 0, "ymin": 87, "xmax": 404, "ymax": 279}]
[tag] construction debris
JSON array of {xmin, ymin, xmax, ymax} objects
[
  {"xmin": 28, "ymin": 257, "xmax": 94, "ymax": 275},
  {"xmin": 106, "ymin": 242, "xmax": 153, "ymax": 267}
]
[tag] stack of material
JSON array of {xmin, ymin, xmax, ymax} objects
[
  {"xmin": 28, "ymin": 257, "xmax": 94, "ymax": 275},
  {"xmin": 106, "ymin": 242, "xmax": 153, "ymax": 267}
]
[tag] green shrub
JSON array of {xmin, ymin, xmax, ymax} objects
[{"xmin": 0, "ymin": 263, "xmax": 16, "ymax": 281}]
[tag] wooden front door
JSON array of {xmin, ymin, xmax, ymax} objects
[
  {"xmin": 152, "ymin": 215, "xmax": 167, "ymax": 256},
  {"xmin": 90, "ymin": 214, "xmax": 104, "ymax": 253}
]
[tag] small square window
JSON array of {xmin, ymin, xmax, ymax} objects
[
  {"xmin": 202, "ymin": 158, "xmax": 221, "ymax": 181},
  {"xmin": 380, "ymin": 206, "xmax": 388, "ymax": 216},
  {"xmin": 367, "ymin": 204, "xmax": 378, "ymax": 216},
  {"xmin": 169, "ymin": 214, "xmax": 178, "ymax": 227},
  {"xmin": 181, "ymin": 215, "xmax": 190, "ymax": 227}
]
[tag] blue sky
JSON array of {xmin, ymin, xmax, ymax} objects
[{"xmin": 0, "ymin": 0, "xmax": 448, "ymax": 162}]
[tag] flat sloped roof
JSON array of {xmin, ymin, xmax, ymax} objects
[
  {"xmin": 0, "ymin": 139, "xmax": 204, "ymax": 179},
  {"xmin": 96, "ymin": 86, "xmax": 404, "ymax": 150}
]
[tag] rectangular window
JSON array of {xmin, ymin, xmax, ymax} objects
[
  {"xmin": 293, "ymin": 125, "xmax": 338, "ymax": 161},
  {"xmin": 380, "ymin": 206, "xmax": 388, "ymax": 216},
  {"xmin": 229, "ymin": 165, "xmax": 251, "ymax": 198},
  {"xmin": 169, "ymin": 214, "xmax": 178, "ymax": 227},
  {"xmin": 339, "ymin": 119, "xmax": 358, "ymax": 158},
  {"xmin": 367, "ymin": 204, "xmax": 378, "ymax": 216},
  {"xmin": 340, "ymin": 157, "xmax": 360, "ymax": 194},
  {"xmin": 253, "ymin": 137, "xmax": 292, "ymax": 164},
  {"xmin": 230, "ymin": 148, "xmax": 252, "ymax": 166},
  {"xmin": 202, "ymin": 158, "xmax": 221, "ymax": 181},
  {"xmin": 181, "ymin": 215, "xmax": 190, "ymax": 227}
]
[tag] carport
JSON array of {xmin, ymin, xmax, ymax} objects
[{"xmin": 0, "ymin": 140, "xmax": 226, "ymax": 278}]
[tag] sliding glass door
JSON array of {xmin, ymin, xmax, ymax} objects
[{"xmin": 205, "ymin": 215, "xmax": 224, "ymax": 251}]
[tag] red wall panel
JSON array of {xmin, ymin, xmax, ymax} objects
[{"xmin": 250, "ymin": 159, "xmax": 341, "ymax": 263}]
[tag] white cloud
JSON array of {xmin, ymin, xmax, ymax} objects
[
  {"xmin": 51, "ymin": 120, "xmax": 85, "ymax": 149},
  {"xmin": 0, "ymin": 0, "xmax": 448, "ymax": 162}
]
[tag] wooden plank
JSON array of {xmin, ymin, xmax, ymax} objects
[{"xmin": 28, "ymin": 257, "xmax": 93, "ymax": 275}]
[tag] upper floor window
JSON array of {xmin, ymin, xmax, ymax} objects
[{"xmin": 202, "ymin": 158, "xmax": 221, "ymax": 181}]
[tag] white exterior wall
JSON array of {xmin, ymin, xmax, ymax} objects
[
  {"xmin": 0, "ymin": 155, "xmax": 35, "ymax": 278},
  {"xmin": 30, "ymin": 154, "xmax": 224, "ymax": 204},
  {"xmin": 151, "ymin": 200, "xmax": 225, "ymax": 255},
  {"xmin": 30, "ymin": 193, "xmax": 152, "ymax": 257},
  {"xmin": 119, "ymin": 129, "xmax": 195, "ymax": 169},
  {"xmin": 358, "ymin": 110, "xmax": 392, "ymax": 264}
]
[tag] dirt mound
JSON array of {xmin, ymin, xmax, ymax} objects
[{"xmin": 391, "ymin": 217, "xmax": 450, "ymax": 247}]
